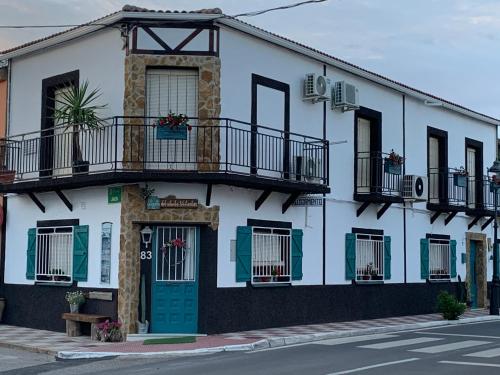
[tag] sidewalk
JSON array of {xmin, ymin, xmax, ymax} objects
[{"xmin": 0, "ymin": 309, "xmax": 498, "ymax": 359}]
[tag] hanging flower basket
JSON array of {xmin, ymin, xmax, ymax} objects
[
  {"xmin": 384, "ymin": 150, "xmax": 403, "ymax": 175},
  {"xmin": 384, "ymin": 159, "xmax": 402, "ymax": 175},
  {"xmin": 453, "ymin": 167, "xmax": 468, "ymax": 188},
  {"xmin": 155, "ymin": 113, "xmax": 192, "ymax": 140}
]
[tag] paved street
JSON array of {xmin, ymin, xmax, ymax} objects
[{"xmin": 2, "ymin": 320, "xmax": 500, "ymax": 374}]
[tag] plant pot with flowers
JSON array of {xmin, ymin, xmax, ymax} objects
[
  {"xmin": 155, "ymin": 113, "xmax": 193, "ymax": 140},
  {"xmin": 491, "ymin": 174, "xmax": 500, "ymax": 192},
  {"xmin": 453, "ymin": 167, "xmax": 468, "ymax": 188},
  {"xmin": 96, "ymin": 320, "xmax": 123, "ymax": 342},
  {"xmin": 384, "ymin": 149, "xmax": 403, "ymax": 175},
  {"xmin": 65, "ymin": 291, "xmax": 86, "ymax": 313}
]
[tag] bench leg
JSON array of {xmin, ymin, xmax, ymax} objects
[
  {"xmin": 91, "ymin": 323, "xmax": 99, "ymax": 341},
  {"xmin": 66, "ymin": 320, "xmax": 81, "ymax": 337}
]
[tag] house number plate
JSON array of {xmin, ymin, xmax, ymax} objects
[{"xmin": 140, "ymin": 250, "xmax": 152, "ymax": 260}]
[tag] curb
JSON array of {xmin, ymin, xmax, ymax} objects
[
  {"xmin": 0, "ymin": 341, "xmax": 57, "ymax": 356},
  {"xmin": 56, "ymin": 315, "xmax": 500, "ymax": 360}
]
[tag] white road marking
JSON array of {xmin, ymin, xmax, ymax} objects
[
  {"xmin": 465, "ymin": 347, "xmax": 500, "ymax": 358},
  {"xmin": 416, "ymin": 332, "xmax": 500, "ymax": 339},
  {"xmin": 0, "ymin": 355, "xmax": 18, "ymax": 360},
  {"xmin": 439, "ymin": 360, "xmax": 500, "ymax": 368},
  {"xmin": 410, "ymin": 340, "xmax": 490, "ymax": 353},
  {"xmin": 358, "ymin": 337, "xmax": 442, "ymax": 349},
  {"xmin": 325, "ymin": 358, "xmax": 420, "ymax": 375},
  {"xmin": 315, "ymin": 334, "xmax": 398, "ymax": 346}
]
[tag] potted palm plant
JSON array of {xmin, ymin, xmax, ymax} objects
[{"xmin": 52, "ymin": 81, "xmax": 107, "ymax": 175}]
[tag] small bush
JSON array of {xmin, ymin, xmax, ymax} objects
[{"xmin": 437, "ymin": 291, "xmax": 466, "ymax": 320}]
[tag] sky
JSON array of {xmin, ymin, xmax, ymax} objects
[{"xmin": 0, "ymin": 0, "xmax": 499, "ymax": 118}]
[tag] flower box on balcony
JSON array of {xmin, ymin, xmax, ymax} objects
[
  {"xmin": 156, "ymin": 125, "xmax": 188, "ymax": 140},
  {"xmin": 453, "ymin": 174, "xmax": 467, "ymax": 188},
  {"xmin": 0, "ymin": 170, "xmax": 15, "ymax": 184},
  {"xmin": 384, "ymin": 159, "xmax": 402, "ymax": 175}
]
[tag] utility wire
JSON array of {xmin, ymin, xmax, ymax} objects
[{"xmin": 0, "ymin": 0, "xmax": 328, "ymax": 29}]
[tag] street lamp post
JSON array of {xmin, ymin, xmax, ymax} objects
[{"xmin": 488, "ymin": 160, "xmax": 500, "ymax": 315}]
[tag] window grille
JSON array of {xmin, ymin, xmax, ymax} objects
[
  {"xmin": 252, "ymin": 227, "xmax": 291, "ymax": 283},
  {"xmin": 156, "ymin": 227, "xmax": 196, "ymax": 282},
  {"xmin": 36, "ymin": 227, "xmax": 73, "ymax": 283},
  {"xmin": 355, "ymin": 233, "xmax": 384, "ymax": 281},
  {"xmin": 429, "ymin": 239, "xmax": 450, "ymax": 279}
]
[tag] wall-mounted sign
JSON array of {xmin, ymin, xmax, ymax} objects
[
  {"xmin": 108, "ymin": 187, "xmax": 122, "ymax": 204},
  {"xmin": 292, "ymin": 195, "xmax": 324, "ymax": 207},
  {"xmin": 160, "ymin": 198, "xmax": 198, "ymax": 209},
  {"xmin": 146, "ymin": 196, "xmax": 161, "ymax": 210},
  {"xmin": 146, "ymin": 196, "xmax": 198, "ymax": 210}
]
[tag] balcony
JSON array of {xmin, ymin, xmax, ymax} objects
[
  {"xmin": 354, "ymin": 151, "xmax": 403, "ymax": 218},
  {"xmin": 465, "ymin": 175, "xmax": 497, "ymax": 230},
  {"xmin": 0, "ymin": 117, "xmax": 329, "ymax": 212}
]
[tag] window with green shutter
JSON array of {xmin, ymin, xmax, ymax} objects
[
  {"xmin": 73, "ymin": 225, "xmax": 89, "ymax": 282},
  {"xmin": 420, "ymin": 238, "xmax": 429, "ymax": 279},
  {"xmin": 425, "ymin": 236, "xmax": 453, "ymax": 280},
  {"xmin": 26, "ymin": 228, "xmax": 36, "ymax": 280},
  {"xmin": 384, "ymin": 236, "xmax": 391, "ymax": 280},
  {"xmin": 236, "ymin": 225, "xmax": 303, "ymax": 284},
  {"xmin": 345, "ymin": 233, "xmax": 356, "ymax": 280},
  {"xmin": 347, "ymin": 231, "xmax": 385, "ymax": 282}
]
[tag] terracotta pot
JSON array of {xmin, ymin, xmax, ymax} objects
[{"xmin": 0, "ymin": 298, "xmax": 5, "ymax": 322}]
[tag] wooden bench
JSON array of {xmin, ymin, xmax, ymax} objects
[{"xmin": 62, "ymin": 313, "xmax": 111, "ymax": 340}]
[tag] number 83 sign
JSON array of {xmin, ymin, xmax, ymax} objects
[{"xmin": 140, "ymin": 250, "xmax": 152, "ymax": 260}]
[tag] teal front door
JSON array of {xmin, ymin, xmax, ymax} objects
[
  {"xmin": 470, "ymin": 241, "xmax": 477, "ymax": 309},
  {"xmin": 151, "ymin": 226, "xmax": 200, "ymax": 333}
]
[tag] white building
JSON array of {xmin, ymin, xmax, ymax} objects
[{"xmin": 0, "ymin": 5, "xmax": 498, "ymax": 334}]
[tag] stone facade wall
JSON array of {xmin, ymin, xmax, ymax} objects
[
  {"xmin": 119, "ymin": 53, "xmax": 221, "ymax": 333},
  {"xmin": 123, "ymin": 54, "xmax": 221, "ymax": 171},
  {"xmin": 465, "ymin": 232, "xmax": 487, "ymax": 307},
  {"xmin": 118, "ymin": 184, "xmax": 219, "ymax": 333}
]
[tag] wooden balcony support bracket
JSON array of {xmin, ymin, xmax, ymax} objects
[
  {"xmin": 481, "ymin": 216, "xmax": 495, "ymax": 231},
  {"xmin": 430, "ymin": 211, "xmax": 442, "ymax": 224},
  {"xmin": 255, "ymin": 189, "xmax": 272, "ymax": 211},
  {"xmin": 28, "ymin": 192, "xmax": 45, "ymax": 213},
  {"xmin": 356, "ymin": 201, "xmax": 371, "ymax": 217},
  {"xmin": 282, "ymin": 192, "xmax": 300, "ymax": 214},
  {"xmin": 377, "ymin": 202, "xmax": 392, "ymax": 220},
  {"xmin": 468, "ymin": 216, "xmax": 482, "ymax": 230},
  {"xmin": 55, "ymin": 190, "xmax": 73, "ymax": 212},
  {"xmin": 444, "ymin": 211, "xmax": 458, "ymax": 226},
  {"xmin": 205, "ymin": 184, "xmax": 212, "ymax": 207}
]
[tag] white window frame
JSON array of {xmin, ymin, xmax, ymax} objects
[
  {"xmin": 35, "ymin": 226, "xmax": 73, "ymax": 284},
  {"xmin": 429, "ymin": 238, "xmax": 451, "ymax": 280},
  {"xmin": 251, "ymin": 227, "xmax": 291, "ymax": 284},
  {"xmin": 355, "ymin": 233, "xmax": 384, "ymax": 281}
]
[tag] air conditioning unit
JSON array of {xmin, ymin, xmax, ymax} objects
[
  {"xmin": 303, "ymin": 73, "xmax": 331, "ymax": 102},
  {"xmin": 332, "ymin": 81, "xmax": 359, "ymax": 111},
  {"xmin": 403, "ymin": 175, "xmax": 428, "ymax": 202},
  {"xmin": 292, "ymin": 155, "xmax": 322, "ymax": 183}
]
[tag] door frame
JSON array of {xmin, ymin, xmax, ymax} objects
[
  {"xmin": 150, "ymin": 225, "xmax": 200, "ymax": 333},
  {"xmin": 250, "ymin": 74, "xmax": 290, "ymax": 178},
  {"xmin": 40, "ymin": 70, "xmax": 79, "ymax": 177},
  {"xmin": 465, "ymin": 232, "xmax": 487, "ymax": 308}
]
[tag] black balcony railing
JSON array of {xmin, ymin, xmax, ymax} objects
[
  {"xmin": 479, "ymin": 176, "xmax": 497, "ymax": 211},
  {"xmin": 0, "ymin": 117, "xmax": 328, "ymax": 189},
  {"xmin": 428, "ymin": 167, "xmax": 467, "ymax": 207},
  {"xmin": 355, "ymin": 151, "xmax": 402, "ymax": 197}
]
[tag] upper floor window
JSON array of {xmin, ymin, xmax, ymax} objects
[{"xmin": 427, "ymin": 127, "xmax": 448, "ymax": 204}]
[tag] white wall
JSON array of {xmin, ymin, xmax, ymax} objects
[
  {"xmin": 4, "ymin": 186, "xmax": 122, "ymax": 288},
  {"xmin": 8, "ymin": 28, "xmax": 124, "ymax": 136},
  {"xmin": 219, "ymin": 25, "xmax": 497, "ymax": 287}
]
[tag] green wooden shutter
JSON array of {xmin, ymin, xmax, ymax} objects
[
  {"xmin": 420, "ymin": 238, "xmax": 429, "ymax": 279},
  {"xmin": 26, "ymin": 228, "xmax": 36, "ymax": 280},
  {"xmin": 292, "ymin": 229, "xmax": 303, "ymax": 281},
  {"xmin": 236, "ymin": 226, "xmax": 252, "ymax": 282},
  {"xmin": 450, "ymin": 239, "xmax": 457, "ymax": 278},
  {"xmin": 384, "ymin": 236, "xmax": 391, "ymax": 280},
  {"xmin": 345, "ymin": 233, "xmax": 356, "ymax": 280},
  {"xmin": 73, "ymin": 225, "xmax": 89, "ymax": 282}
]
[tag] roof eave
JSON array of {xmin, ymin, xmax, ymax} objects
[{"xmin": 218, "ymin": 18, "xmax": 499, "ymax": 127}]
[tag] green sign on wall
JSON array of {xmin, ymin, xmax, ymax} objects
[{"xmin": 108, "ymin": 187, "xmax": 122, "ymax": 204}]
